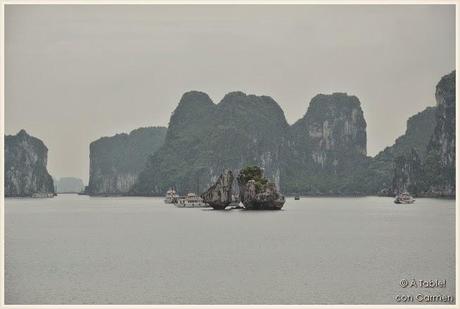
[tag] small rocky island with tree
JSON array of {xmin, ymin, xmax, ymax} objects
[
  {"xmin": 237, "ymin": 166, "xmax": 285, "ymax": 210},
  {"xmin": 201, "ymin": 167, "xmax": 285, "ymax": 210}
]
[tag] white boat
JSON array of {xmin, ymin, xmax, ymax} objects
[
  {"xmin": 164, "ymin": 189, "xmax": 178, "ymax": 204},
  {"xmin": 394, "ymin": 192, "xmax": 415, "ymax": 204},
  {"xmin": 31, "ymin": 193, "xmax": 54, "ymax": 198},
  {"xmin": 174, "ymin": 193, "xmax": 209, "ymax": 208}
]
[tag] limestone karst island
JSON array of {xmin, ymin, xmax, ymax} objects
[
  {"xmin": 4, "ymin": 4, "xmax": 456, "ymax": 306},
  {"xmin": 4, "ymin": 70, "xmax": 456, "ymax": 208}
]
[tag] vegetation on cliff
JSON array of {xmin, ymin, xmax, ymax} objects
[
  {"xmin": 386, "ymin": 71, "xmax": 455, "ymax": 197},
  {"xmin": 237, "ymin": 166, "xmax": 269, "ymax": 192},
  {"xmin": 88, "ymin": 126, "xmax": 166, "ymax": 195},
  {"xmin": 132, "ymin": 91, "xmax": 289, "ymax": 196},
  {"xmin": 237, "ymin": 166, "xmax": 285, "ymax": 210},
  {"xmin": 131, "ymin": 76, "xmax": 454, "ymax": 197},
  {"xmin": 364, "ymin": 106, "xmax": 437, "ymax": 194},
  {"xmin": 284, "ymin": 93, "xmax": 368, "ymax": 194},
  {"xmin": 423, "ymin": 70, "xmax": 456, "ymax": 196},
  {"xmin": 87, "ymin": 71, "xmax": 454, "ymax": 198}
]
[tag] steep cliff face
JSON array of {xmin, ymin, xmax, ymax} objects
[
  {"xmin": 296, "ymin": 93, "xmax": 367, "ymax": 166},
  {"xmin": 391, "ymin": 149, "xmax": 424, "ymax": 195},
  {"xmin": 132, "ymin": 91, "xmax": 218, "ymax": 195},
  {"xmin": 208, "ymin": 92, "xmax": 289, "ymax": 188},
  {"xmin": 164, "ymin": 91, "xmax": 216, "ymax": 145},
  {"xmin": 367, "ymin": 107, "xmax": 437, "ymax": 194},
  {"xmin": 129, "ymin": 73, "xmax": 454, "ymax": 197},
  {"xmin": 5, "ymin": 130, "xmax": 55, "ymax": 197},
  {"xmin": 423, "ymin": 70, "xmax": 456, "ymax": 196},
  {"xmin": 376, "ymin": 107, "xmax": 437, "ymax": 161},
  {"xmin": 379, "ymin": 71, "xmax": 456, "ymax": 197},
  {"xmin": 132, "ymin": 91, "xmax": 289, "ymax": 195},
  {"xmin": 87, "ymin": 126, "xmax": 166, "ymax": 195},
  {"xmin": 284, "ymin": 93, "xmax": 368, "ymax": 194}
]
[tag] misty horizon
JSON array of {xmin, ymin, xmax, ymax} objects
[{"xmin": 5, "ymin": 4, "xmax": 455, "ymax": 183}]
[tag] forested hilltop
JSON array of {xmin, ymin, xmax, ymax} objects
[{"xmin": 85, "ymin": 71, "xmax": 455, "ymax": 197}]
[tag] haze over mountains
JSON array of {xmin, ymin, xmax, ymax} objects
[
  {"xmin": 4, "ymin": 71, "xmax": 455, "ymax": 198},
  {"xmin": 87, "ymin": 127, "xmax": 167, "ymax": 195},
  {"xmin": 91, "ymin": 71, "xmax": 455, "ymax": 197},
  {"xmin": 54, "ymin": 177, "xmax": 85, "ymax": 193},
  {"xmin": 5, "ymin": 5, "xmax": 455, "ymax": 183}
]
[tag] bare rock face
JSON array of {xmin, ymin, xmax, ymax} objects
[
  {"xmin": 201, "ymin": 169, "xmax": 234, "ymax": 210},
  {"xmin": 433, "ymin": 70, "xmax": 456, "ymax": 168},
  {"xmin": 4, "ymin": 130, "xmax": 55, "ymax": 197},
  {"xmin": 291, "ymin": 93, "xmax": 367, "ymax": 170},
  {"xmin": 237, "ymin": 166, "xmax": 285, "ymax": 210},
  {"xmin": 391, "ymin": 149, "xmax": 424, "ymax": 195},
  {"xmin": 286, "ymin": 93, "xmax": 368, "ymax": 195},
  {"xmin": 423, "ymin": 70, "xmax": 456, "ymax": 197}
]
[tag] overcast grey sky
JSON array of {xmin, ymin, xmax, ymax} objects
[{"xmin": 5, "ymin": 5, "xmax": 455, "ymax": 183}]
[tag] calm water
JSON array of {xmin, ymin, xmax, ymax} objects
[{"xmin": 5, "ymin": 195, "xmax": 455, "ymax": 304}]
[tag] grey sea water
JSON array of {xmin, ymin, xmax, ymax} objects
[{"xmin": 5, "ymin": 194, "xmax": 455, "ymax": 304}]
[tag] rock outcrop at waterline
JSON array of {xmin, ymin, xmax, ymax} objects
[
  {"xmin": 87, "ymin": 127, "xmax": 166, "ymax": 195},
  {"xmin": 237, "ymin": 166, "xmax": 285, "ymax": 210},
  {"xmin": 201, "ymin": 169, "xmax": 234, "ymax": 210},
  {"xmin": 4, "ymin": 130, "xmax": 55, "ymax": 197}
]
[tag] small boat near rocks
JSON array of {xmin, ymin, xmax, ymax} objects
[
  {"xmin": 164, "ymin": 188, "xmax": 178, "ymax": 204},
  {"xmin": 394, "ymin": 192, "xmax": 415, "ymax": 204}
]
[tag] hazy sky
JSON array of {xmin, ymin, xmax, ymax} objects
[{"xmin": 5, "ymin": 5, "xmax": 455, "ymax": 183}]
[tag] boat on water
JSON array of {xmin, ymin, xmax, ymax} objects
[
  {"xmin": 164, "ymin": 188, "xmax": 178, "ymax": 204},
  {"xmin": 31, "ymin": 193, "xmax": 55, "ymax": 198},
  {"xmin": 394, "ymin": 192, "xmax": 415, "ymax": 204},
  {"xmin": 294, "ymin": 195, "xmax": 300, "ymax": 200},
  {"xmin": 175, "ymin": 193, "xmax": 209, "ymax": 208}
]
